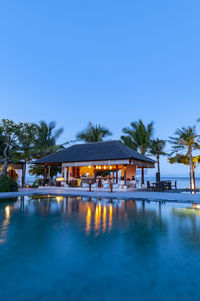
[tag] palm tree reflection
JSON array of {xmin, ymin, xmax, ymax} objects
[{"xmin": 172, "ymin": 207, "xmax": 200, "ymax": 249}]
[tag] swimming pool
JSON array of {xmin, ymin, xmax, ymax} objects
[{"xmin": 0, "ymin": 195, "xmax": 200, "ymax": 301}]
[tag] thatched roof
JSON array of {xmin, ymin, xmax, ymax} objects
[{"xmin": 33, "ymin": 140, "xmax": 155, "ymax": 166}]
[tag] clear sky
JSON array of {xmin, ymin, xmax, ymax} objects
[{"xmin": 0, "ymin": 0, "xmax": 200, "ymax": 176}]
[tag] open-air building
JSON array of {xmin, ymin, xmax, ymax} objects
[
  {"xmin": 0, "ymin": 161, "xmax": 26, "ymax": 187},
  {"xmin": 33, "ymin": 140, "xmax": 155, "ymax": 189}
]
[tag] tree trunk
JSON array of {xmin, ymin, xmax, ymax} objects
[
  {"xmin": 193, "ymin": 168, "xmax": 196, "ymax": 189},
  {"xmin": 1, "ymin": 159, "xmax": 8, "ymax": 176},
  {"xmin": 189, "ymin": 148, "xmax": 195, "ymax": 191},
  {"xmin": 157, "ymin": 155, "xmax": 160, "ymax": 174},
  {"xmin": 157, "ymin": 155, "xmax": 160, "ymax": 182},
  {"xmin": 22, "ymin": 161, "xmax": 26, "ymax": 187},
  {"xmin": 141, "ymin": 167, "xmax": 144, "ymax": 187},
  {"xmin": 1, "ymin": 144, "xmax": 9, "ymax": 176}
]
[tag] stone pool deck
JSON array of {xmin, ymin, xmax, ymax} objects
[{"xmin": 0, "ymin": 187, "xmax": 200, "ymax": 203}]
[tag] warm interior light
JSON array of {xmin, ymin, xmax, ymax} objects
[
  {"xmin": 56, "ymin": 196, "xmax": 63, "ymax": 202},
  {"xmin": 5, "ymin": 206, "xmax": 10, "ymax": 219},
  {"xmin": 88, "ymin": 165, "xmax": 91, "ymax": 168},
  {"xmin": 192, "ymin": 203, "xmax": 200, "ymax": 209},
  {"xmin": 110, "ymin": 166, "xmax": 112, "ymax": 170},
  {"xmin": 98, "ymin": 203, "xmax": 101, "ymax": 214},
  {"xmin": 104, "ymin": 166, "xmax": 106, "ymax": 169},
  {"xmin": 109, "ymin": 204, "xmax": 113, "ymax": 229},
  {"xmin": 56, "ymin": 177, "xmax": 64, "ymax": 182},
  {"xmin": 95, "ymin": 206, "xmax": 99, "ymax": 215},
  {"xmin": 109, "ymin": 204, "xmax": 113, "ymax": 214},
  {"xmin": 95, "ymin": 205, "xmax": 100, "ymax": 231},
  {"xmin": 87, "ymin": 206, "xmax": 91, "ymax": 217},
  {"xmin": 103, "ymin": 205, "xmax": 107, "ymax": 231},
  {"xmin": 86, "ymin": 207, "xmax": 92, "ymax": 234}
]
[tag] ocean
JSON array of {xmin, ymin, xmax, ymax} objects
[
  {"xmin": 25, "ymin": 175, "xmax": 200, "ymax": 189},
  {"xmin": 142, "ymin": 176, "xmax": 200, "ymax": 189}
]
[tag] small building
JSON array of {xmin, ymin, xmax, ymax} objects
[
  {"xmin": 0, "ymin": 161, "xmax": 26, "ymax": 187},
  {"xmin": 33, "ymin": 140, "xmax": 155, "ymax": 188}
]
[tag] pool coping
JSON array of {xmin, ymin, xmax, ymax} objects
[{"xmin": 0, "ymin": 188, "xmax": 200, "ymax": 204}]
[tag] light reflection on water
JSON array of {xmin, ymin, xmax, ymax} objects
[{"xmin": 1, "ymin": 196, "xmax": 200, "ymax": 300}]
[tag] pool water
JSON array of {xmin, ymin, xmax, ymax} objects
[{"xmin": 0, "ymin": 196, "xmax": 200, "ymax": 301}]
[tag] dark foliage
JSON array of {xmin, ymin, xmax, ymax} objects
[{"xmin": 0, "ymin": 176, "xmax": 18, "ymax": 192}]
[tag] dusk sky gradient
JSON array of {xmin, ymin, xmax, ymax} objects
[{"xmin": 1, "ymin": 0, "xmax": 200, "ymax": 176}]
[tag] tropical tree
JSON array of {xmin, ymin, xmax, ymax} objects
[
  {"xmin": 16, "ymin": 123, "xmax": 38, "ymax": 186},
  {"xmin": 121, "ymin": 120, "xmax": 154, "ymax": 186},
  {"xmin": 31, "ymin": 121, "xmax": 64, "ymax": 182},
  {"xmin": 169, "ymin": 126, "xmax": 200, "ymax": 190},
  {"xmin": 29, "ymin": 165, "xmax": 61, "ymax": 178},
  {"xmin": 33, "ymin": 121, "xmax": 64, "ymax": 158},
  {"xmin": 149, "ymin": 138, "xmax": 166, "ymax": 181},
  {"xmin": 168, "ymin": 154, "xmax": 200, "ymax": 188},
  {"xmin": 0, "ymin": 119, "xmax": 23, "ymax": 176},
  {"xmin": 76, "ymin": 122, "xmax": 112, "ymax": 143},
  {"xmin": 0, "ymin": 126, "xmax": 5, "ymax": 157}
]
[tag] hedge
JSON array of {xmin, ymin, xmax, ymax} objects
[{"xmin": 0, "ymin": 176, "xmax": 18, "ymax": 192}]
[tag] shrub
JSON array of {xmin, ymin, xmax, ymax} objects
[
  {"xmin": 32, "ymin": 178, "xmax": 41, "ymax": 188},
  {"xmin": 0, "ymin": 176, "xmax": 18, "ymax": 192}
]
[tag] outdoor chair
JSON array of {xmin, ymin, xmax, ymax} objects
[
  {"xmin": 102, "ymin": 182, "xmax": 110, "ymax": 189},
  {"xmin": 92, "ymin": 183, "xmax": 98, "ymax": 188},
  {"xmin": 119, "ymin": 180, "xmax": 124, "ymax": 189},
  {"xmin": 171, "ymin": 181, "xmax": 177, "ymax": 189},
  {"xmin": 147, "ymin": 181, "xmax": 154, "ymax": 191},
  {"xmin": 113, "ymin": 183, "xmax": 120, "ymax": 189},
  {"xmin": 128, "ymin": 180, "xmax": 136, "ymax": 188}
]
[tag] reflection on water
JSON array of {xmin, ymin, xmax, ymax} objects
[
  {"xmin": 86, "ymin": 202, "xmax": 113, "ymax": 235},
  {"xmin": 0, "ymin": 206, "xmax": 11, "ymax": 244},
  {"xmin": 1, "ymin": 196, "xmax": 200, "ymax": 300}
]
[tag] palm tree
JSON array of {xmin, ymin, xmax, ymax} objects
[
  {"xmin": 169, "ymin": 126, "xmax": 200, "ymax": 190},
  {"xmin": 76, "ymin": 122, "xmax": 112, "ymax": 143},
  {"xmin": 121, "ymin": 120, "xmax": 154, "ymax": 186},
  {"xmin": 33, "ymin": 121, "xmax": 64, "ymax": 158},
  {"xmin": 16, "ymin": 123, "xmax": 38, "ymax": 186},
  {"xmin": 150, "ymin": 138, "xmax": 166, "ymax": 181},
  {"xmin": 31, "ymin": 121, "xmax": 64, "ymax": 183}
]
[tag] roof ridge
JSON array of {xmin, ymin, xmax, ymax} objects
[{"xmin": 71, "ymin": 140, "xmax": 120, "ymax": 146}]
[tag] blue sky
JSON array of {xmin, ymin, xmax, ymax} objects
[{"xmin": 0, "ymin": 0, "xmax": 200, "ymax": 176}]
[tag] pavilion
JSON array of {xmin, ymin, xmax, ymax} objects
[
  {"xmin": 33, "ymin": 140, "xmax": 155, "ymax": 188},
  {"xmin": 0, "ymin": 161, "xmax": 26, "ymax": 187}
]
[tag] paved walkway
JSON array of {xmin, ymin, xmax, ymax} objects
[{"xmin": 0, "ymin": 187, "xmax": 200, "ymax": 203}]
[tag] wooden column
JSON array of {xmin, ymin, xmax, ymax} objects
[
  {"xmin": 44, "ymin": 165, "xmax": 48, "ymax": 185},
  {"xmin": 116, "ymin": 165, "xmax": 118, "ymax": 183},
  {"xmin": 64, "ymin": 167, "xmax": 67, "ymax": 182},
  {"xmin": 48, "ymin": 166, "xmax": 51, "ymax": 185},
  {"xmin": 66, "ymin": 167, "xmax": 69, "ymax": 184},
  {"xmin": 141, "ymin": 167, "xmax": 144, "ymax": 187},
  {"xmin": 94, "ymin": 166, "xmax": 96, "ymax": 180},
  {"xmin": 124, "ymin": 165, "xmax": 127, "ymax": 186}
]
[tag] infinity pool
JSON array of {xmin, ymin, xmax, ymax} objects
[{"xmin": 0, "ymin": 195, "xmax": 200, "ymax": 301}]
